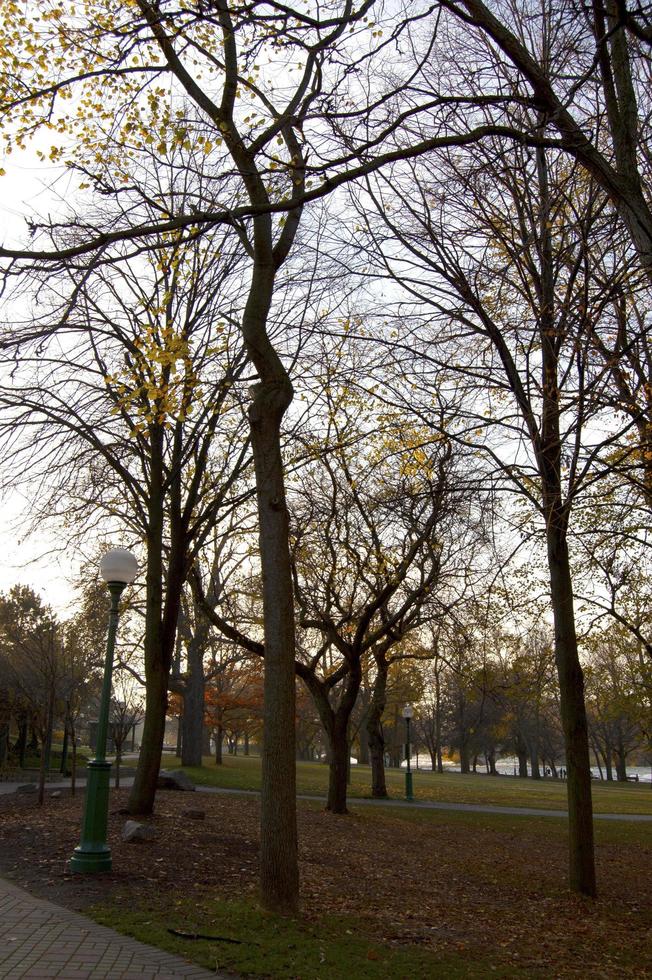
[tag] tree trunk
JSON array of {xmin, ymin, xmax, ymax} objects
[
  {"xmin": 70, "ymin": 724, "xmax": 77, "ymax": 797},
  {"xmin": 127, "ymin": 432, "xmax": 185, "ymax": 816},
  {"xmin": 0, "ymin": 723, "xmax": 8, "ymax": 767},
  {"xmin": 434, "ymin": 665, "xmax": 444, "ymax": 773},
  {"xmin": 368, "ymin": 723, "xmax": 387, "ymax": 798},
  {"xmin": 16, "ymin": 719, "xmax": 27, "ymax": 768},
  {"xmin": 367, "ymin": 660, "xmax": 388, "ymax": 798},
  {"xmin": 615, "ymin": 737, "xmax": 628, "ymax": 782},
  {"xmin": 547, "ymin": 529, "xmax": 596, "ymax": 896},
  {"xmin": 535, "ymin": 130, "xmax": 596, "ymax": 897},
  {"xmin": 301, "ymin": 660, "xmax": 361, "ymax": 815},
  {"xmin": 240, "ymin": 239, "xmax": 299, "ymax": 913},
  {"xmin": 358, "ymin": 719, "xmax": 370, "ymax": 766},
  {"xmin": 460, "ymin": 740, "xmax": 470, "ymax": 774},
  {"xmin": 530, "ymin": 746, "xmax": 542, "ymax": 780},
  {"xmin": 181, "ymin": 634, "xmax": 206, "ymax": 767},
  {"xmin": 214, "ymin": 725, "xmax": 224, "ymax": 765},
  {"xmin": 516, "ymin": 733, "xmax": 528, "ymax": 778},
  {"xmin": 59, "ymin": 716, "xmax": 69, "ymax": 774},
  {"xmin": 127, "ymin": 446, "xmax": 166, "ymax": 816},
  {"xmin": 28, "ymin": 726, "xmax": 38, "ymax": 753},
  {"xmin": 129, "ymin": 660, "xmax": 168, "ymax": 813},
  {"xmin": 38, "ymin": 685, "xmax": 55, "ymax": 806},
  {"xmin": 327, "ymin": 721, "xmax": 350, "ymax": 814},
  {"xmin": 202, "ymin": 725, "xmax": 211, "ymax": 756}
]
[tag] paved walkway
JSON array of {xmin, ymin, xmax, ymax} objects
[{"xmin": 0, "ymin": 877, "xmax": 225, "ymax": 979}]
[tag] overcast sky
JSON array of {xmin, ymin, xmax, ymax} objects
[{"xmin": 1, "ymin": 148, "xmax": 85, "ymax": 612}]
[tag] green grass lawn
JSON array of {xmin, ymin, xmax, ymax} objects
[
  {"xmin": 91, "ymin": 899, "xmax": 509, "ymax": 980},
  {"xmin": 88, "ymin": 802, "xmax": 652, "ymax": 979},
  {"xmin": 165, "ymin": 753, "xmax": 652, "ymax": 814}
]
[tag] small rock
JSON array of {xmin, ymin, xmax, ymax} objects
[
  {"xmin": 50, "ymin": 790, "xmax": 62, "ymax": 799},
  {"xmin": 157, "ymin": 769, "xmax": 196, "ymax": 792},
  {"xmin": 121, "ymin": 820, "xmax": 158, "ymax": 843},
  {"xmin": 16, "ymin": 784, "xmax": 37, "ymax": 794},
  {"xmin": 182, "ymin": 809, "xmax": 206, "ymax": 821}
]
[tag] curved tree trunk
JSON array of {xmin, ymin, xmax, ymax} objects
[{"xmin": 244, "ymin": 254, "xmax": 299, "ymax": 913}]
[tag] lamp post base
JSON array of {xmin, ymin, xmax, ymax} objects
[
  {"xmin": 69, "ymin": 759, "xmax": 112, "ymax": 874},
  {"xmin": 69, "ymin": 844, "xmax": 112, "ymax": 873},
  {"xmin": 405, "ymin": 771, "xmax": 414, "ymax": 801}
]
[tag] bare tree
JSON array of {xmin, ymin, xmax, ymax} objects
[{"xmin": 352, "ymin": 106, "xmax": 634, "ymax": 892}]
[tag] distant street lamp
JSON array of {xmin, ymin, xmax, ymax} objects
[
  {"xmin": 402, "ymin": 704, "xmax": 414, "ymax": 802},
  {"xmin": 70, "ymin": 549, "xmax": 138, "ymax": 873}
]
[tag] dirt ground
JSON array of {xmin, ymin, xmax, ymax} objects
[{"xmin": 0, "ymin": 787, "xmax": 650, "ymax": 978}]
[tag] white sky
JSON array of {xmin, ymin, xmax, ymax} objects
[
  {"xmin": 1, "ymin": 148, "xmax": 86, "ymax": 613},
  {"xmin": 0, "ymin": 495, "xmax": 81, "ymax": 612}
]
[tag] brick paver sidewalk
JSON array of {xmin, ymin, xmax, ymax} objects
[{"xmin": 0, "ymin": 877, "xmax": 227, "ymax": 979}]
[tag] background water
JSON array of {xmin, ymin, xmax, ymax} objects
[{"xmin": 402, "ymin": 756, "xmax": 652, "ymax": 783}]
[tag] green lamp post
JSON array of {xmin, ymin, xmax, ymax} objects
[
  {"xmin": 70, "ymin": 548, "xmax": 138, "ymax": 874},
  {"xmin": 403, "ymin": 704, "xmax": 414, "ymax": 802}
]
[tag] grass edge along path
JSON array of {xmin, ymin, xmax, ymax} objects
[{"xmin": 165, "ymin": 754, "xmax": 652, "ymax": 815}]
